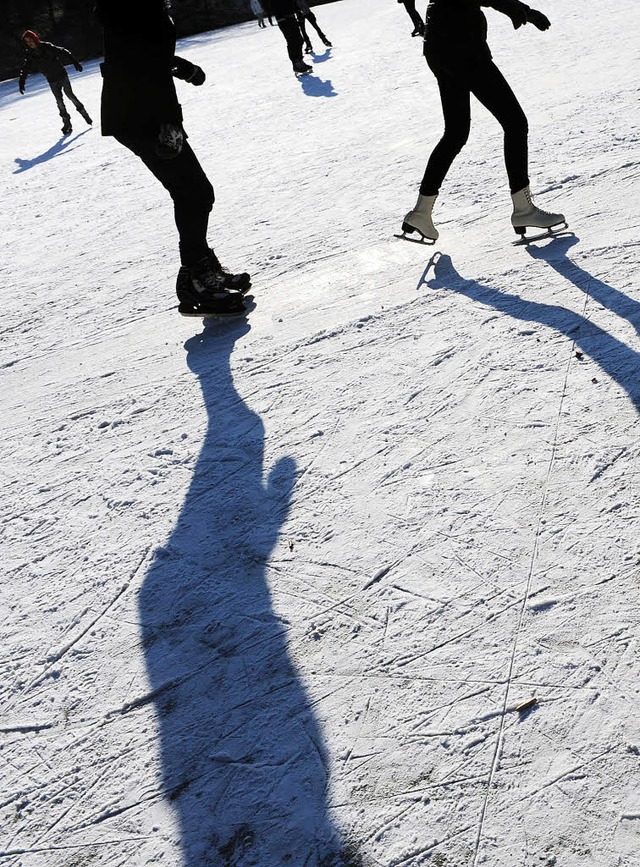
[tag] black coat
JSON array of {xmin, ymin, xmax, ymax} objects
[
  {"xmin": 96, "ymin": 0, "xmax": 185, "ymax": 137},
  {"xmin": 19, "ymin": 42, "xmax": 79, "ymax": 89},
  {"xmin": 425, "ymin": 0, "xmax": 530, "ymax": 65}
]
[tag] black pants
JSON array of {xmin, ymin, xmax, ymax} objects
[
  {"xmin": 272, "ymin": 0, "xmax": 304, "ymax": 64},
  {"xmin": 116, "ymin": 134, "xmax": 215, "ymax": 267},
  {"xmin": 296, "ymin": 9, "xmax": 329, "ymax": 45},
  {"xmin": 49, "ymin": 74, "xmax": 86, "ymax": 123},
  {"xmin": 420, "ymin": 54, "xmax": 529, "ymax": 196}
]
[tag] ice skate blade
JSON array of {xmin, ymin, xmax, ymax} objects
[
  {"xmin": 512, "ymin": 222, "xmax": 569, "ymax": 246},
  {"xmin": 178, "ymin": 305, "xmax": 247, "ymax": 319},
  {"xmin": 394, "ymin": 231, "xmax": 436, "ymax": 246}
]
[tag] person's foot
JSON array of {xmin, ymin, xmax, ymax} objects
[
  {"xmin": 293, "ymin": 58, "xmax": 313, "ymax": 75},
  {"xmin": 61, "ymin": 120, "xmax": 72, "ymax": 135},
  {"xmin": 207, "ymin": 250, "xmax": 252, "ymax": 293},
  {"xmin": 79, "ymin": 108, "xmax": 92, "ymax": 125},
  {"xmin": 176, "ymin": 258, "xmax": 246, "ymax": 317}
]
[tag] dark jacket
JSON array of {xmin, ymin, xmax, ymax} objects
[
  {"xmin": 425, "ymin": 0, "xmax": 531, "ymax": 64},
  {"xmin": 19, "ymin": 42, "xmax": 79, "ymax": 89},
  {"xmin": 96, "ymin": 0, "xmax": 197, "ymax": 137}
]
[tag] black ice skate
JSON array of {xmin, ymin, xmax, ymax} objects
[
  {"xmin": 207, "ymin": 250, "xmax": 252, "ymax": 294},
  {"xmin": 293, "ymin": 59, "xmax": 313, "ymax": 76},
  {"xmin": 79, "ymin": 108, "xmax": 93, "ymax": 125},
  {"xmin": 304, "ymin": 41, "xmax": 314, "ymax": 54},
  {"xmin": 319, "ymin": 32, "xmax": 332, "ymax": 47},
  {"xmin": 61, "ymin": 119, "xmax": 72, "ymax": 135},
  {"xmin": 176, "ymin": 258, "xmax": 247, "ymax": 318}
]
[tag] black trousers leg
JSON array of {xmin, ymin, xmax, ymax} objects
[
  {"xmin": 115, "ymin": 134, "xmax": 215, "ymax": 267},
  {"xmin": 49, "ymin": 79, "xmax": 70, "ymax": 122},
  {"xmin": 420, "ymin": 58, "xmax": 529, "ymax": 196},
  {"xmin": 61, "ymin": 75, "xmax": 87, "ymax": 115},
  {"xmin": 420, "ymin": 73, "xmax": 471, "ymax": 196},
  {"xmin": 468, "ymin": 60, "xmax": 529, "ymax": 194},
  {"xmin": 272, "ymin": 0, "xmax": 304, "ymax": 64}
]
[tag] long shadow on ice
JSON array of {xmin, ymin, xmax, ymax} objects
[
  {"xmin": 424, "ymin": 247, "xmax": 640, "ymax": 411},
  {"xmin": 526, "ymin": 234, "xmax": 640, "ymax": 338},
  {"xmin": 14, "ymin": 129, "xmax": 90, "ymax": 173},
  {"xmin": 139, "ymin": 320, "xmax": 353, "ymax": 866}
]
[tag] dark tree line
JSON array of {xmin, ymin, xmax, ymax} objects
[{"xmin": 0, "ymin": 0, "xmax": 338, "ymax": 83}]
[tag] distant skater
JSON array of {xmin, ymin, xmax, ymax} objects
[
  {"xmin": 295, "ymin": 0, "xmax": 332, "ymax": 54},
  {"xmin": 96, "ymin": 0, "xmax": 250, "ymax": 317},
  {"xmin": 18, "ymin": 30, "xmax": 92, "ymax": 136},
  {"xmin": 272, "ymin": 0, "xmax": 312, "ymax": 75},
  {"xmin": 401, "ymin": 0, "xmax": 566, "ymax": 242},
  {"xmin": 250, "ymin": 0, "xmax": 267, "ymax": 28},
  {"xmin": 397, "ymin": 0, "xmax": 425, "ymax": 38}
]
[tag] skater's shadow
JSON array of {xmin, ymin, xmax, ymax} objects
[
  {"xmin": 310, "ymin": 47, "xmax": 332, "ymax": 63},
  {"xmin": 138, "ymin": 319, "xmax": 352, "ymax": 865},
  {"xmin": 13, "ymin": 129, "xmax": 90, "ymax": 173},
  {"xmin": 525, "ymin": 234, "xmax": 640, "ymax": 338},
  {"xmin": 299, "ymin": 72, "xmax": 337, "ymax": 98},
  {"xmin": 424, "ymin": 249, "xmax": 640, "ymax": 410}
]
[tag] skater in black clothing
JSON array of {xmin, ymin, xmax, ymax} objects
[
  {"xmin": 398, "ymin": 0, "xmax": 425, "ymax": 38},
  {"xmin": 271, "ymin": 0, "xmax": 312, "ymax": 75},
  {"xmin": 295, "ymin": 0, "xmax": 332, "ymax": 55},
  {"xmin": 96, "ymin": 0, "xmax": 250, "ymax": 317},
  {"xmin": 401, "ymin": 0, "xmax": 566, "ymax": 243},
  {"xmin": 18, "ymin": 30, "xmax": 92, "ymax": 136}
]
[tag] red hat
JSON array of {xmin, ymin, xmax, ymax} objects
[{"xmin": 22, "ymin": 30, "xmax": 41, "ymax": 45}]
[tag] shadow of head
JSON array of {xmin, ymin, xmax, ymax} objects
[{"xmin": 299, "ymin": 73, "xmax": 338, "ymax": 98}]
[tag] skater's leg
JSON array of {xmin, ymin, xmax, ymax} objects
[
  {"xmin": 276, "ymin": 14, "xmax": 305, "ymax": 64},
  {"xmin": 305, "ymin": 9, "xmax": 331, "ymax": 45},
  {"xmin": 296, "ymin": 11, "xmax": 313, "ymax": 52},
  {"xmin": 115, "ymin": 134, "xmax": 214, "ymax": 266},
  {"xmin": 469, "ymin": 60, "xmax": 529, "ymax": 193},
  {"xmin": 49, "ymin": 80, "xmax": 71, "ymax": 128},
  {"xmin": 419, "ymin": 73, "xmax": 471, "ymax": 196},
  {"xmin": 61, "ymin": 75, "xmax": 92, "ymax": 123}
]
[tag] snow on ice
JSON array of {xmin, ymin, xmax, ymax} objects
[{"xmin": 1, "ymin": 1, "xmax": 639, "ymax": 865}]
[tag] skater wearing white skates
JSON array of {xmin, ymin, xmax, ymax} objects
[{"xmin": 401, "ymin": 0, "xmax": 566, "ymax": 243}]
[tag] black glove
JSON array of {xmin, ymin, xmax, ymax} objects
[
  {"xmin": 503, "ymin": 0, "xmax": 529, "ymax": 29},
  {"xmin": 527, "ymin": 8, "xmax": 551, "ymax": 30},
  {"xmin": 19, "ymin": 82, "xmax": 25, "ymax": 94},
  {"xmin": 173, "ymin": 56, "xmax": 206, "ymax": 86},
  {"xmin": 75, "ymin": 62, "xmax": 83, "ymax": 71}
]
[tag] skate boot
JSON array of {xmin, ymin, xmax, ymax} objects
[
  {"xmin": 79, "ymin": 108, "xmax": 93, "ymax": 125},
  {"xmin": 319, "ymin": 32, "xmax": 332, "ymax": 47},
  {"xmin": 61, "ymin": 119, "xmax": 72, "ymax": 136},
  {"xmin": 399, "ymin": 194, "xmax": 439, "ymax": 243},
  {"xmin": 293, "ymin": 58, "xmax": 313, "ymax": 75},
  {"xmin": 176, "ymin": 257, "xmax": 246, "ymax": 318},
  {"xmin": 511, "ymin": 186, "xmax": 566, "ymax": 238},
  {"xmin": 207, "ymin": 250, "xmax": 252, "ymax": 294},
  {"xmin": 304, "ymin": 41, "xmax": 314, "ymax": 54}
]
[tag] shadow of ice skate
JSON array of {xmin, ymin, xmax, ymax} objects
[
  {"xmin": 310, "ymin": 47, "xmax": 332, "ymax": 63},
  {"xmin": 13, "ymin": 128, "xmax": 91, "ymax": 173},
  {"xmin": 139, "ymin": 318, "xmax": 358, "ymax": 866},
  {"xmin": 425, "ymin": 251, "xmax": 640, "ymax": 411}
]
